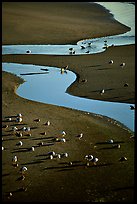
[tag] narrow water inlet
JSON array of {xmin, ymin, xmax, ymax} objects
[{"xmin": 2, "ymin": 62, "xmax": 135, "ymax": 132}]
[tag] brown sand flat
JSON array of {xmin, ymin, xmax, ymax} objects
[
  {"xmin": 2, "ymin": 71, "xmax": 134, "ymax": 202},
  {"xmin": 2, "ymin": 2, "xmax": 135, "ymax": 202},
  {"xmin": 2, "ymin": 2, "xmax": 130, "ymax": 45}
]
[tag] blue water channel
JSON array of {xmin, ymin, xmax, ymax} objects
[{"xmin": 2, "ymin": 2, "xmax": 135, "ymax": 132}]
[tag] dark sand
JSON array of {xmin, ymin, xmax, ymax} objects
[{"xmin": 2, "ymin": 2, "xmax": 135, "ymax": 202}]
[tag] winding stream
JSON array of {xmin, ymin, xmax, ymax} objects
[{"xmin": 2, "ymin": 2, "xmax": 135, "ymax": 132}]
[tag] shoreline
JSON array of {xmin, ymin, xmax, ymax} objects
[
  {"xmin": 2, "ymin": 2, "xmax": 134, "ymax": 202},
  {"xmin": 2, "ymin": 44, "xmax": 135, "ymax": 104},
  {"xmin": 2, "ymin": 2, "xmax": 130, "ymax": 45}
]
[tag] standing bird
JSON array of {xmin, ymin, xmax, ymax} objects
[
  {"xmin": 81, "ymin": 45, "xmax": 86, "ymax": 49},
  {"xmin": 69, "ymin": 48, "xmax": 74, "ymax": 55},
  {"xmin": 16, "ymin": 141, "xmax": 23, "ymax": 146},
  {"xmin": 92, "ymin": 157, "xmax": 99, "ymax": 165},
  {"xmin": 119, "ymin": 157, "xmax": 127, "ymax": 162},
  {"xmin": 130, "ymin": 105, "xmax": 135, "ymax": 110},
  {"xmin": 64, "ymin": 65, "xmax": 69, "ymax": 70},
  {"xmin": 20, "ymin": 166, "xmax": 28, "ymax": 174},
  {"xmin": 2, "ymin": 124, "xmax": 8, "ymax": 129},
  {"xmin": 45, "ymin": 121, "xmax": 50, "ymax": 126},
  {"xmin": 12, "ymin": 155, "xmax": 18, "ymax": 164},
  {"xmin": 26, "ymin": 50, "xmax": 31, "ymax": 54},
  {"xmin": 60, "ymin": 138, "xmax": 66, "ymax": 143},
  {"xmin": 107, "ymin": 139, "xmax": 114, "ymax": 144},
  {"xmin": 34, "ymin": 118, "xmax": 40, "ymax": 122},
  {"xmin": 100, "ymin": 89, "xmax": 105, "ymax": 95},
  {"xmin": 49, "ymin": 155, "xmax": 54, "ymax": 160},
  {"xmin": 85, "ymin": 154, "xmax": 94, "ymax": 161},
  {"xmin": 109, "ymin": 60, "xmax": 114, "ymax": 64},
  {"xmin": 87, "ymin": 42, "xmax": 92, "ymax": 47},
  {"xmin": 61, "ymin": 131, "xmax": 66, "ymax": 137},
  {"xmin": 16, "ymin": 132, "xmax": 23, "ymax": 137},
  {"xmin": 77, "ymin": 133, "xmax": 83, "ymax": 140},
  {"xmin": 16, "ymin": 117, "xmax": 23, "ymax": 123},
  {"xmin": 26, "ymin": 127, "xmax": 31, "ymax": 132},
  {"xmin": 61, "ymin": 68, "xmax": 65, "ymax": 74},
  {"xmin": 120, "ymin": 62, "xmax": 126, "ymax": 67},
  {"xmin": 63, "ymin": 152, "xmax": 69, "ymax": 157},
  {"xmin": 17, "ymin": 113, "xmax": 23, "ymax": 117},
  {"xmin": 29, "ymin": 146, "xmax": 35, "ymax": 151},
  {"xmin": 12, "ymin": 126, "xmax": 18, "ymax": 131},
  {"xmin": 124, "ymin": 83, "xmax": 129, "ymax": 87}
]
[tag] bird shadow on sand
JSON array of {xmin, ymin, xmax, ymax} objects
[
  {"xmin": 2, "ymin": 133, "xmax": 13, "ymax": 136},
  {"xmin": 96, "ymin": 141, "xmax": 124, "ymax": 145},
  {"xmin": 21, "ymin": 159, "xmax": 45, "ymax": 166},
  {"xmin": 10, "ymin": 123, "xmax": 28, "ymax": 126},
  {"xmin": 96, "ymin": 67, "xmax": 111, "ymax": 71},
  {"xmin": 32, "ymin": 136, "xmax": 54, "ymax": 140},
  {"xmin": 11, "ymin": 148, "xmax": 30, "ymax": 153},
  {"xmin": 4, "ymin": 115, "xmax": 19, "ymax": 118},
  {"xmin": 86, "ymin": 65, "xmax": 101, "ymax": 68},
  {"xmin": 2, "ymin": 138, "xmax": 19, "ymax": 142},
  {"xmin": 43, "ymin": 162, "xmax": 113, "ymax": 172}
]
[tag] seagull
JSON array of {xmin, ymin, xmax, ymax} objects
[
  {"xmin": 120, "ymin": 62, "xmax": 126, "ymax": 67},
  {"xmin": 107, "ymin": 139, "xmax": 114, "ymax": 144},
  {"xmin": 87, "ymin": 42, "xmax": 92, "ymax": 47},
  {"xmin": 16, "ymin": 117, "xmax": 23, "ymax": 123},
  {"xmin": 85, "ymin": 154, "xmax": 94, "ymax": 161},
  {"xmin": 26, "ymin": 50, "xmax": 31, "ymax": 54},
  {"xmin": 12, "ymin": 155, "xmax": 18, "ymax": 164},
  {"xmin": 30, "ymin": 146, "xmax": 35, "ymax": 151},
  {"xmin": 61, "ymin": 138, "xmax": 66, "ymax": 142},
  {"xmin": 92, "ymin": 157, "xmax": 99, "ymax": 165},
  {"xmin": 130, "ymin": 105, "xmax": 135, "ymax": 110},
  {"xmin": 45, "ymin": 121, "xmax": 50, "ymax": 126},
  {"xmin": 15, "ymin": 132, "xmax": 23, "ymax": 137},
  {"xmin": 62, "ymin": 152, "xmax": 69, "ymax": 157},
  {"xmin": 2, "ymin": 124, "xmax": 8, "ymax": 129},
  {"xmin": 17, "ymin": 113, "xmax": 23, "ymax": 117},
  {"xmin": 77, "ymin": 133, "xmax": 83, "ymax": 139},
  {"xmin": 81, "ymin": 45, "xmax": 86, "ymax": 49},
  {"xmin": 119, "ymin": 157, "xmax": 127, "ymax": 162},
  {"xmin": 61, "ymin": 131, "xmax": 66, "ymax": 136},
  {"xmin": 38, "ymin": 142, "xmax": 44, "ymax": 146},
  {"xmin": 109, "ymin": 60, "xmax": 114, "ymax": 64},
  {"xmin": 12, "ymin": 126, "xmax": 18, "ymax": 131},
  {"xmin": 34, "ymin": 118, "xmax": 40, "ymax": 122},
  {"xmin": 100, "ymin": 89, "xmax": 105, "ymax": 95},
  {"xmin": 64, "ymin": 65, "xmax": 69, "ymax": 70},
  {"xmin": 124, "ymin": 83, "xmax": 129, "ymax": 87},
  {"xmin": 20, "ymin": 166, "xmax": 28, "ymax": 173},
  {"xmin": 16, "ymin": 141, "xmax": 23, "ymax": 146}
]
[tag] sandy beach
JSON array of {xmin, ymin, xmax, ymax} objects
[{"xmin": 2, "ymin": 2, "xmax": 135, "ymax": 202}]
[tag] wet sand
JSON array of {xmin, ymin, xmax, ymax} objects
[{"xmin": 2, "ymin": 2, "xmax": 135, "ymax": 202}]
